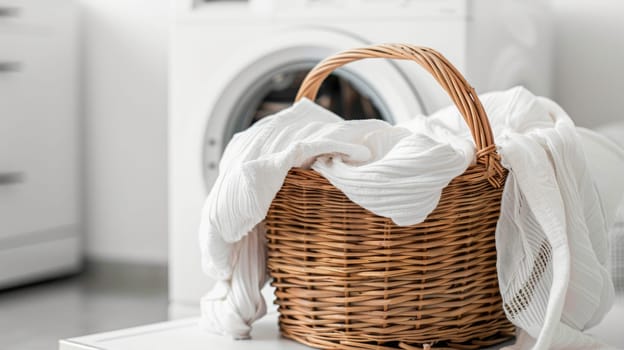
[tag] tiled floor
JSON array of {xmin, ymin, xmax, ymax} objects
[{"xmin": 0, "ymin": 262, "xmax": 168, "ymax": 350}]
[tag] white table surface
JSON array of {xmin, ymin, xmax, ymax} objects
[
  {"xmin": 60, "ymin": 297, "xmax": 624, "ymax": 350},
  {"xmin": 59, "ymin": 312, "xmax": 309, "ymax": 350}
]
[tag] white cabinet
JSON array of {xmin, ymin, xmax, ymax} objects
[{"xmin": 0, "ymin": 0, "xmax": 80, "ymax": 288}]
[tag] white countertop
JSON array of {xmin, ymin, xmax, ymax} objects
[
  {"xmin": 60, "ymin": 296, "xmax": 624, "ymax": 350},
  {"xmin": 59, "ymin": 312, "xmax": 309, "ymax": 350}
]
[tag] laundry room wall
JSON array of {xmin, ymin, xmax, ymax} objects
[
  {"xmin": 79, "ymin": 0, "xmax": 169, "ymax": 264},
  {"xmin": 551, "ymin": 0, "xmax": 624, "ymax": 128}
]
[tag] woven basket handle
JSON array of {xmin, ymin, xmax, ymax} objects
[{"xmin": 295, "ymin": 44, "xmax": 505, "ymax": 188}]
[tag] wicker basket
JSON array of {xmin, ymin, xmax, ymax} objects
[{"xmin": 265, "ymin": 44, "xmax": 515, "ymax": 350}]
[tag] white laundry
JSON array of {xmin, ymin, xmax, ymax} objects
[
  {"xmin": 198, "ymin": 87, "xmax": 621, "ymax": 349},
  {"xmin": 198, "ymin": 99, "xmax": 473, "ymax": 338}
]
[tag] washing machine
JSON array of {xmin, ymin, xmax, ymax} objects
[{"xmin": 169, "ymin": 0, "xmax": 553, "ymax": 318}]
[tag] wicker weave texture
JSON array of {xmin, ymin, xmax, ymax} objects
[
  {"xmin": 265, "ymin": 44, "xmax": 514, "ymax": 349},
  {"xmin": 266, "ymin": 168, "xmax": 514, "ymax": 349}
]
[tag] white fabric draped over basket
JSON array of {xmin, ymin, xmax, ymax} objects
[{"xmin": 198, "ymin": 87, "xmax": 623, "ymax": 349}]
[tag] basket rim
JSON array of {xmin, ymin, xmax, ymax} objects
[{"xmin": 295, "ymin": 43, "xmax": 505, "ymax": 188}]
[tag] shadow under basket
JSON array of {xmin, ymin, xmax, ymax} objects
[{"xmin": 265, "ymin": 44, "xmax": 516, "ymax": 349}]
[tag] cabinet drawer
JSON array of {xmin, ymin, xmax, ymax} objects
[{"xmin": 0, "ymin": 0, "xmax": 76, "ymax": 35}]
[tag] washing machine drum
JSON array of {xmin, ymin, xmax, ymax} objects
[
  {"xmin": 202, "ymin": 49, "xmax": 424, "ymax": 190},
  {"xmin": 238, "ymin": 65, "xmax": 384, "ymax": 129},
  {"xmin": 216, "ymin": 61, "xmax": 402, "ymax": 150}
]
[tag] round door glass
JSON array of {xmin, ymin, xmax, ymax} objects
[
  {"xmin": 250, "ymin": 69, "xmax": 383, "ymax": 124},
  {"xmin": 203, "ymin": 60, "xmax": 395, "ymax": 191},
  {"xmin": 225, "ymin": 62, "xmax": 391, "ymax": 147}
]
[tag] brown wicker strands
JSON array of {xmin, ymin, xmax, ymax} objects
[{"xmin": 265, "ymin": 44, "xmax": 515, "ymax": 349}]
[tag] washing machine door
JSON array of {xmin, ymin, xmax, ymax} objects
[{"xmin": 202, "ymin": 29, "xmax": 425, "ymax": 190}]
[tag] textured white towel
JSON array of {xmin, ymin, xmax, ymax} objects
[
  {"xmin": 198, "ymin": 87, "xmax": 621, "ymax": 349},
  {"xmin": 198, "ymin": 98, "xmax": 473, "ymax": 337},
  {"xmin": 484, "ymin": 94, "xmax": 616, "ymax": 349}
]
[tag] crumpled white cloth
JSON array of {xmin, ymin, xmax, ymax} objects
[
  {"xmin": 198, "ymin": 87, "xmax": 621, "ymax": 349},
  {"xmin": 492, "ymin": 96, "xmax": 617, "ymax": 350}
]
